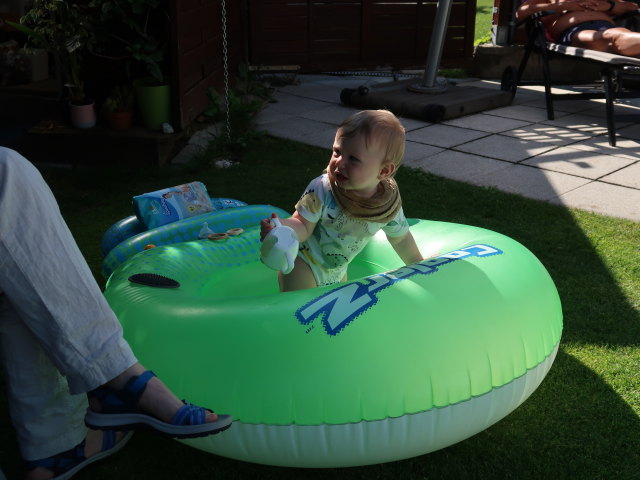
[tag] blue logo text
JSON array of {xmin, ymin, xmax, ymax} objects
[{"xmin": 295, "ymin": 244, "xmax": 502, "ymax": 335}]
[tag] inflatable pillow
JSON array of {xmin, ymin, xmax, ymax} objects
[{"xmin": 133, "ymin": 181, "xmax": 214, "ymax": 229}]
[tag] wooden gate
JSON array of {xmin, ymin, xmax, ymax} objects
[{"xmin": 247, "ymin": 0, "xmax": 477, "ymax": 71}]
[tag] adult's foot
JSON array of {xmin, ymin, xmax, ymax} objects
[
  {"xmin": 25, "ymin": 429, "xmax": 131, "ymax": 480},
  {"xmin": 88, "ymin": 363, "xmax": 219, "ymax": 425},
  {"xmin": 85, "ymin": 364, "xmax": 231, "ymax": 438}
]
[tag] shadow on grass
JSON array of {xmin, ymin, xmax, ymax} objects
[
  {"xmin": 4, "ymin": 351, "xmax": 631, "ymax": 480},
  {"xmin": 2, "ymin": 347, "xmax": 639, "ymax": 479},
  {"xmin": 1, "ymin": 137, "xmax": 639, "ymax": 478}
]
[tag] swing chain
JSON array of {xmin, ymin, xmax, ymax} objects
[{"xmin": 221, "ymin": 0, "xmax": 231, "ymax": 140}]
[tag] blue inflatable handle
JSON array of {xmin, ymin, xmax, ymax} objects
[{"xmin": 100, "ymin": 197, "xmax": 248, "ymax": 257}]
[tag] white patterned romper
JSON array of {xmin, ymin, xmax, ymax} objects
[{"xmin": 295, "ymin": 174, "xmax": 410, "ymax": 286}]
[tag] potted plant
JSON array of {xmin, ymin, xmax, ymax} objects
[
  {"xmin": 8, "ymin": 0, "xmax": 98, "ymax": 128},
  {"xmin": 102, "ymin": 84, "xmax": 135, "ymax": 129}
]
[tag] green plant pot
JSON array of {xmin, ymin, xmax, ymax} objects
[{"xmin": 133, "ymin": 77, "xmax": 170, "ymax": 131}]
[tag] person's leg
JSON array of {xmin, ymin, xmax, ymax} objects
[
  {"xmin": 0, "ymin": 296, "xmax": 86, "ymax": 462},
  {"xmin": 0, "ymin": 147, "xmax": 137, "ymax": 394},
  {"xmin": 279, "ymin": 257, "xmax": 317, "ymax": 292},
  {"xmin": 0, "ymin": 298, "xmax": 131, "ymax": 480},
  {"xmin": 601, "ymin": 27, "xmax": 640, "ymax": 57},
  {"xmin": 0, "ymin": 147, "xmax": 230, "ymax": 441},
  {"xmin": 573, "ymin": 27, "xmax": 640, "ymax": 56}
]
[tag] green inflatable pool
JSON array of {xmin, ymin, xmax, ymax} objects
[{"xmin": 104, "ymin": 217, "xmax": 562, "ymax": 467}]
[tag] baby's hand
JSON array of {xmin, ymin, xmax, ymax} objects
[{"xmin": 260, "ymin": 213, "xmax": 278, "ymax": 241}]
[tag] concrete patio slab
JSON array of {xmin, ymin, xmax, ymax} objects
[
  {"xmin": 551, "ymin": 181, "xmax": 640, "ymax": 220},
  {"xmin": 521, "ymin": 146, "xmax": 637, "ymax": 179},
  {"xmin": 540, "ymin": 112, "xmax": 611, "ymax": 134},
  {"xmin": 454, "ymin": 134, "xmax": 557, "ymax": 162},
  {"xmin": 397, "ymin": 116, "xmax": 432, "ymax": 132},
  {"xmin": 500, "ymin": 124, "xmax": 594, "ymax": 146},
  {"xmin": 520, "ymin": 94, "xmax": 606, "ymax": 114},
  {"xmin": 299, "ymin": 104, "xmax": 358, "ymax": 125},
  {"xmin": 510, "ymin": 91, "xmax": 544, "ymax": 106},
  {"xmin": 268, "ymin": 92, "xmax": 330, "ymax": 116},
  {"xmin": 600, "ymin": 161, "xmax": 640, "ymax": 189},
  {"xmin": 255, "ymin": 109, "xmax": 296, "ymax": 129},
  {"xmin": 566, "ymin": 135, "xmax": 640, "ymax": 160},
  {"xmin": 485, "ymin": 104, "xmax": 567, "ymax": 123},
  {"xmin": 407, "ymin": 124, "xmax": 489, "ymax": 149},
  {"xmin": 404, "ymin": 141, "xmax": 445, "ymax": 165},
  {"xmin": 407, "ymin": 150, "xmax": 513, "ymax": 185},
  {"xmin": 259, "ymin": 116, "xmax": 337, "ymax": 144},
  {"xmin": 474, "ymin": 163, "xmax": 592, "ymax": 201},
  {"xmin": 277, "ymin": 84, "xmax": 345, "ymax": 103},
  {"xmin": 583, "ymin": 102, "xmax": 640, "ymax": 117},
  {"xmin": 616, "ymin": 122, "xmax": 640, "ymax": 141},
  {"xmin": 442, "ymin": 113, "xmax": 531, "ymax": 133}
]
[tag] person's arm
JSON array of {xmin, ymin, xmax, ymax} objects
[
  {"xmin": 387, "ymin": 231, "xmax": 424, "ymax": 266},
  {"xmin": 516, "ymin": 0, "xmax": 557, "ymax": 21},
  {"xmin": 279, "ymin": 211, "xmax": 316, "ymax": 243},
  {"xmin": 606, "ymin": 0, "xmax": 640, "ymax": 15},
  {"xmin": 260, "ymin": 211, "xmax": 316, "ymax": 243},
  {"xmin": 515, "ymin": 0, "xmax": 591, "ymax": 21}
]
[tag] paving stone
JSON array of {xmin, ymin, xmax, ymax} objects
[
  {"xmin": 501, "ymin": 123, "xmax": 593, "ymax": 145},
  {"xmin": 443, "ymin": 113, "xmax": 531, "ymax": 133},
  {"xmin": 474, "ymin": 164, "xmax": 592, "ymax": 201},
  {"xmin": 566, "ymin": 134, "xmax": 640, "ymax": 160},
  {"xmin": 407, "ymin": 124, "xmax": 489, "ymax": 148},
  {"xmin": 485, "ymin": 104, "xmax": 565, "ymax": 123},
  {"xmin": 550, "ymin": 181, "xmax": 640, "ymax": 221},
  {"xmin": 521, "ymin": 146, "xmax": 636, "ymax": 179},
  {"xmin": 407, "ymin": 150, "xmax": 513, "ymax": 185},
  {"xmin": 600, "ymin": 161, "xmax": 640, "ymax": 189},
  {"xmin": 454, "ymin": 134, "xmax": 557, "ymax": 162}
]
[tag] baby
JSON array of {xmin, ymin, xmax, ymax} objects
[{"xmin": 261, "ymin": 109, "xmax": 424, "ymax": 292}]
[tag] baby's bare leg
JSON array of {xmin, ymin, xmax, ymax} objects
[{"xmin": 279, "ymin": 257, "xmax": 317, "ymax": 292}]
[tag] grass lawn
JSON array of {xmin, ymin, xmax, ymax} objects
[
  {"xmin": 1, "ymin": 134, "xmax": 638, "ymax": 479},
  {"xmin": 475, "ymin": 0, "xmax": 495, "ymax": 44}
]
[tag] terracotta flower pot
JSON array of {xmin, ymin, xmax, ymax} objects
[{"xmin": 103, "ymin": 110, "xmax": 134, "ymax": 130}]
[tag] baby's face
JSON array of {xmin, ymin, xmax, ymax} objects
[{"xmin": 329, "ymin": 130, "xmax": 388, "ymax": 198}]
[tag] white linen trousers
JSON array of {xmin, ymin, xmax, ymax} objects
[{"xmin": 0, "ymin": 147, "xmax": 136, "ymax": 460}]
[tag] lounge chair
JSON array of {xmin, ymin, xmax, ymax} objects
[{"xmin": 501, "ymin": 5, "xmax": 640, "ymax": 146}]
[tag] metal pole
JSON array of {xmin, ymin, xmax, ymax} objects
[{"xmin": 409, "ymin": 0, "xmax": 453, "ymax": 93}]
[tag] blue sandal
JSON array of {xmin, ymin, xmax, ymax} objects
[
  {"xmin": 84, "ymin": 370, "xmax": 232, "ymax": 438},
  {"xmin": 24, "ymin": 430, "xmax": 132, "ymax": 480}
]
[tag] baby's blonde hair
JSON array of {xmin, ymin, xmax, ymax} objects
[{"xmin": 337, "ymin": 110, "xmax": 406, "ymax": 172}]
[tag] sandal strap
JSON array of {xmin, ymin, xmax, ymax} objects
[
  {"xmin": 171, "ymin": 401, "xmax": 208, "ymax": 426},
  {"xmin": 24, "ymin": 441, "xmax": 85, "ymax": 476},
  {"xmin": 90, "ymin": 370, "xmax": 157, "ymax": 414},
  {"xmin": 126, "ymin": 370, "xmax": 156, "ymax": 398},
  {"xmin": 101, "ymin": 430, "xmax": 116, "ymax": 450}
]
